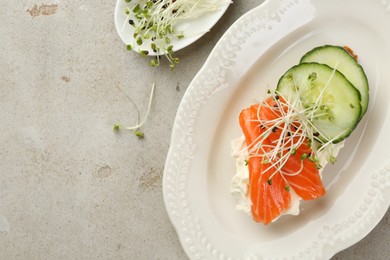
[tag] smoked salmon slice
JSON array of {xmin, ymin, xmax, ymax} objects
[
  {"xmin": 239, "ymin": 97, "xmax": 326, "ymax": 224},
  {"xmin": 239, "ymin": 104, "xmax": 291, "ymax": 224},
  {"xmin": 282, "ymin": 143, "xmax": 326, "ymax": 200}
]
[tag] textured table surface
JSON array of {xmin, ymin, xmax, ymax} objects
[{"xmin": 0, "ymin": 0, "xmax": 388, "ymax": 259}]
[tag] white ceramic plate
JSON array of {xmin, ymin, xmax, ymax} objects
[
  {"xmin": 114, "ymin": 0, "xmax": 231, "ymax": 54},
  {"xmin": 163, "ymin": 0, "xmax": 390, "ymax": 259}
]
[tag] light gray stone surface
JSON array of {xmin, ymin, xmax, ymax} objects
[{"xmin": 0, "ymin": 0, "xmax": 388, "ymax": 259}]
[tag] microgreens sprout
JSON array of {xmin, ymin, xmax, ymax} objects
[
  {"xmin": 113, "ymin": 83, "xmax": 155, "ymax": 138},
  {"xmin": 244, "ymin": 65, "xmax": 343, "ymax": 182},
  {"xmin": 122, "ymin": 0, "xmax": 231, "ymax": 70},
  {"xmin": 329, "ymin": 155, "xmax": 337, "ymax": 164},
  {"xmin": 113, "ymin": 123, "xmax": 120, "ymax": 131}
]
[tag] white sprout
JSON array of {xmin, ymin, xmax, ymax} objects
[
  {"xmin": 114, "ymin": 83, "xmax": 155, "ymax": 137},
  {"xmin": 124, "ymin": 82, "xmax": 155, "ymax": 131},
  {"xmin": 245, "ymin": 65, "xmax": 343, "ymax": 181}
]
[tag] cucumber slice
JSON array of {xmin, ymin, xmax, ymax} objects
[
  {"xmin": 277, "ymin": 63, "xmax": 362, "ymax": 144},
  {"xmin": 300, "ymin": 45, "xmax": 369, "ymax": 118}
]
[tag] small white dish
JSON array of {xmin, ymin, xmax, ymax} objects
[{"xmin": 114, "ymin": 0, "xmax": 231, "ymax": 55}]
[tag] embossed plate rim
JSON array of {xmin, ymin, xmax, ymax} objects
[{"xmin": 163, "ymin": 0, "xmax": 390, "ymax": 259}]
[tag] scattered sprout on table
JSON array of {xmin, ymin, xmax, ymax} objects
[{"xmin": 113, "ymin": 83, "xmax": 155, "ymax": 138}]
